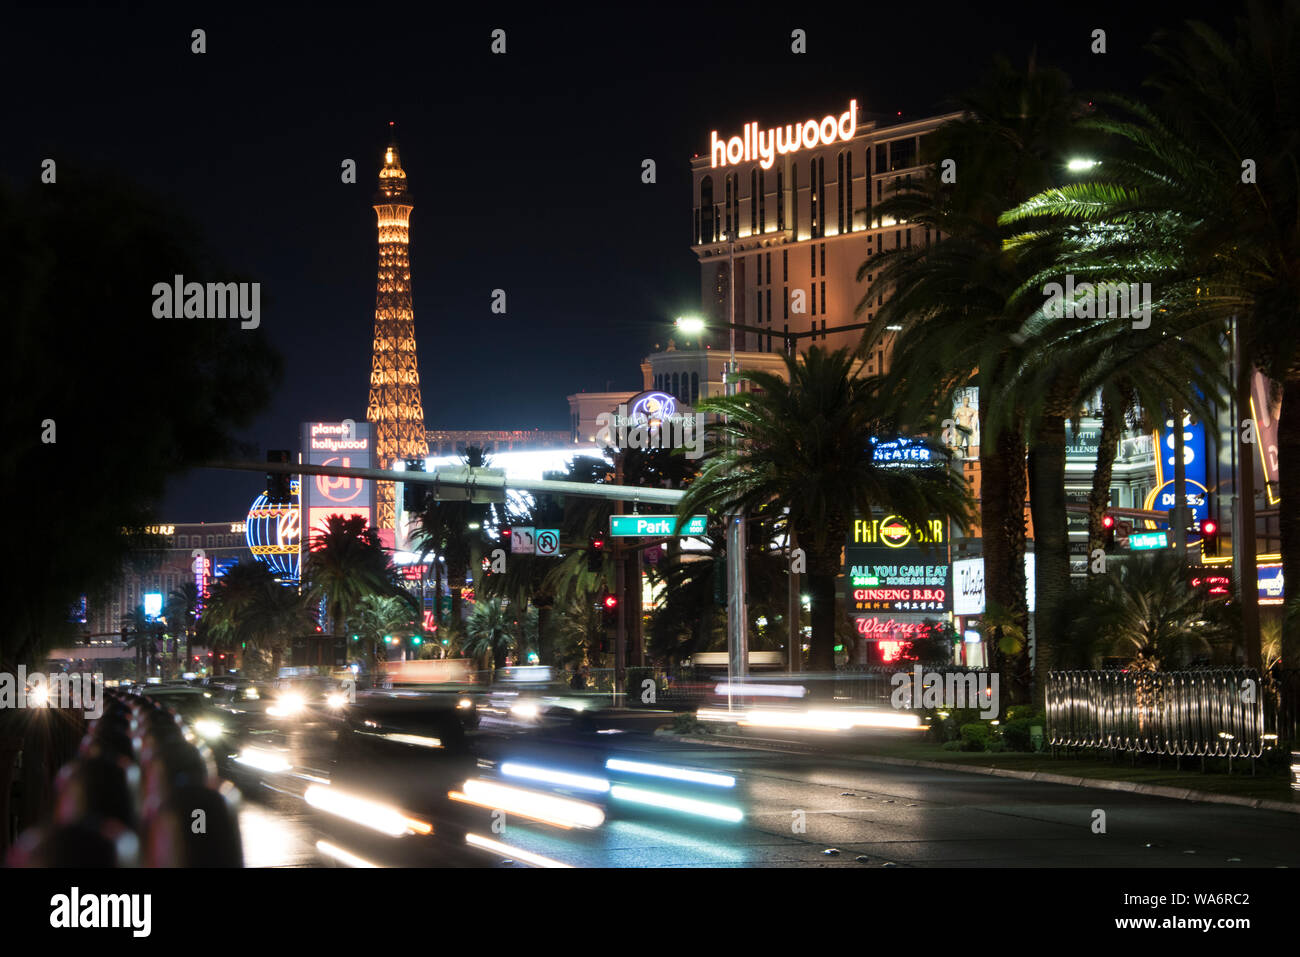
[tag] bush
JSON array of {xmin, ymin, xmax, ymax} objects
[
  {"xmin": 670, "ymin": 713, "xmax": 712, "ymax": 735},
  {"xmin": 941, "ymin": 740, "xmax": 963, "ymax": 751},
  {"xmin": 959, "ymin": 723, "xmax": 990, "ymax": 751},
  {"xmin": 1000, "ymin": 711, "xmax": 1046, "ymax": 752}
]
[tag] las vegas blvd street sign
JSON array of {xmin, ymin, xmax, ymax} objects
[{"xmin": 609, "ymin": 515, "xmax": 707, "ymax": 537}]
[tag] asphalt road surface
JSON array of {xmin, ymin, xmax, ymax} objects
[{"xmin": 225, "ymin": 723, "xmax": 1300, "ymax": 868}]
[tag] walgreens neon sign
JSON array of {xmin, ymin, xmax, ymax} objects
[{"xmin": 711, "ymin": 100, "xmax": 858, "ymax": 170}]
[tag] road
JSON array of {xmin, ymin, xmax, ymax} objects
[{"xmin": 223, "ymin": 718, "xmax": 1300, "ymax": 868}]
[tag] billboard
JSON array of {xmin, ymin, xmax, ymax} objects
[
  {"xmin": 301, "ymin": 421, "xmax": 374, "ymax": 547},
  {"xmin": 951, "ymin": 554, "xmax": 1036, "ymax": 616},
  {"xmin": 945, "ymin": 388, "xmax": 979, "ymax": 461},
  {"xmin": 845, "ymin": 513, "xmax": 951, "ymax": 618}
]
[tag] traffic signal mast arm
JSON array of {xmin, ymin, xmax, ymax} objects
[{"xmin": 215, "ymin": 459, "xmax": 685, "ymax": 507}]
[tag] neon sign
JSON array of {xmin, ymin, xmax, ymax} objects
[
  {"xmin": 711, "ymin": 100, "xmax": 858, "ymax": 170},
  {"xmin": 855, "ymin": 617, "xmax": 930, "ymax": 639},
  {"xmin": 246, "ymin": 480, "xmax": 301, "ymax": 581}
]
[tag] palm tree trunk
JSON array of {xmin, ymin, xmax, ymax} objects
[
  {"xmin": 980, "ymin": 412, "xmax": 1030, "ymax": 702},
  {"xmin": 807, "ymin": 561, "xmax": 837, "ymax": 672},
  {"xmin": 1087, "ymin": 397, "xmax": 1126, "ymax": 555},
  {"xmin": 1277, "ymin": 375, "xmax": 1300, "ymax": 664},
  {"xmin": 1029, "ymin": 399, "xmax": 1072, "ymax": 705}
]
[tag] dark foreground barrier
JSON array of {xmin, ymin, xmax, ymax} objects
[{"xmin": 6, "ymin": 691, "xmax": 243, "ymax": 867}]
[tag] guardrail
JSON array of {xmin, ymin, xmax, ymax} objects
[
  {"xmin": 5, "ymin": 691, "xmax": 244, "ymax": 866},
  {"xmin": 1046, "ymin": 669, "xmax": 1266, "ymax": 758}
]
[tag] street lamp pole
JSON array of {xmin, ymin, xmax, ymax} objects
[{"xmin": 726, "ymin": 228, "xmax": 749, "ymax": 703}]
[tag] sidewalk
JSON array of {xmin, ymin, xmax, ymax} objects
[{"xmin": 655, "ymin": 726, "xmax": 1300, "ymax": 815}]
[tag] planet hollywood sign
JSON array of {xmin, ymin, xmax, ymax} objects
[{"xmin": 710, "ymin": 100, "xmax": 859, "ymax": 170}]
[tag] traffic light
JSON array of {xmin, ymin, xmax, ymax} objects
[
  {"xmin": 403, "ymin": 458, "xmax": 427, "ymax": 513},
  {"xmin": 266, "ymin": 450, "xmax": 292, "ymax": 504},
  {"xmin": 500, "ymin": 526, "xmax": 512, "ymax": 551},
  {"xmin": 1200, "ymin": 518, "xmax": 1218, "ymax": 556},
  {"xmin": 1102, "ymin": 514, "xmax": 1116, "ymax": 551},
  {"xmin": 587, "ymin": 537, "xmax": 605, "ymax": 573}
]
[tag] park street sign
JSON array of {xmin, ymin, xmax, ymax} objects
[{"xmin": 609, "ymin": 514, "xmax": 707, "ymax": 537}]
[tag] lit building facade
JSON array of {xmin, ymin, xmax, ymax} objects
[{"xmin": 691, "ymin": 101, "xmax": 962, "ymax": 368}]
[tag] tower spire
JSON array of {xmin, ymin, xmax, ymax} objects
[{"xmin": 367, "ymin": 132, "xmax": 428, "ymax": 532}]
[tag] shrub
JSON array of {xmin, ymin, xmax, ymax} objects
[
  {"xmin": 959, "ymin": 722, "xmax": 990, "ymax": 751},
  {"xmin": 1000, "ymin": 711, "xmax": 1046, "ymax": 752}
]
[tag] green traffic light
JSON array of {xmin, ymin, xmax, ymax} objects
[
  {"xmin": 384, "ymin": 636, "xmax": 392, "ymax": 644},
  {"xmin": 412, "ymin": 636, "xmax": 422, "ymax": 645},
  {"xmin": 441, "ymin": 639, "xmax": 449, "ymax": 646}
]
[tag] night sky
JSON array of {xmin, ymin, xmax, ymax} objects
[{"xmin": 2, "ymin": 3, "xmax": 1234, "ymax": 521}]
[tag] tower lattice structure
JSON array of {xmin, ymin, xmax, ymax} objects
[{"xmin": 367, "ymin": 133, "xmax": 429, "ymax": 531}]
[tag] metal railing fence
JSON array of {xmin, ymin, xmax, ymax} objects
[{"xmin": 1046, "ymin": 669, "xmax": 1265, "ymax": 758}]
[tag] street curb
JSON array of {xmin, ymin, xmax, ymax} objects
[{"xmin": 653, "ymin": 730, "xmax": 1300, "ymax": 815}]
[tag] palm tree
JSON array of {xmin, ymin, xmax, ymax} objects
[
  {"xmin": 1000, "ymin": 3, "xmax": 1300, "ymax": 663},
  {"xmin": 302, "ymin": 514, "xmax": 414, "ymax": 671},
  {"xmin": 202, "ymin": 559, "xmax": 316, "ymax": 676},
  {"xmin": 859, "ymin": 57, "xmax": 1089, "ymax": 701},
  {"xmin": 552, "ymin": 595, "xmax": 604, "ymax": 670},
  {"xmin": 464, "ymin": 597, "xmax": 517, "ymax": 672},
  {"xmin": 1067, "ymin": 551, "xmax": 1224, "ymax": 670},
  {"xmin": 120, "ymin": 605, "xmax": 164, "ymax": 680},
  {"xmin": 347, "ymin": 593, "xmax": 420, "ymax": 673},
  {"xmin": 677, "ymin": 346, "xmax": 972, "ymax": 672},
  {"xmin": 165, "ymin": 581, "xmax": 200, "ymax": 673}
]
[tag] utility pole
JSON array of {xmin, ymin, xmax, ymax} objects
[{"xmin": 725, "ymin": 227, "xmax": 749, "ymax": 704}]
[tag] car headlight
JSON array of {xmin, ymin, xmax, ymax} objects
[
  {"xmin": 194, "ymin": 718, "xmax": 225, "ymax": 740},
  {"xmin": 268, "ymin": 692, "xmax": 305, "ymax": 717},
  {"xmin": 326, "ymin": 692, "xmax": 348, "ymax": 709},
  {"xmin": 457, "ymin": 698, "xmax": 473, "ymax": 710}
]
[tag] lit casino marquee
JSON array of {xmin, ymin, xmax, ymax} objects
[
  {"xmin": 845, "ymin": 513, "xmax": 951, "ymax": 615},
  {"xmin": 245, "ymin": 479, "xmax": 301, "ymax": 582}
]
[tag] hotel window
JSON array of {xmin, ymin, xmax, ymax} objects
[
  {"xmin": 783, "ymin": 287, "xmax": 789, "ymax": 319},
  {"xmin": 820, "ymin": 243, "xmax": 826, "ymax": 275},
  {"xmin": 791, "ymin": 164, "xmax": 799, "ymax": 237},
  {"xmin": 811, "ymin": 283, "xmax": 816, "ymax": 314},
  {"xmin": 875, "ymin": 143, "xmax": 887, "ymax": 174},
  {"xmin": 821, "ymin": 281, "xmax": 826, "ymax": 314},
  {"xmin": 895, "ymin": 230, "xmax": 901, "ymax": 249},
  {"xmin": 691, "ymin": 373, "xmax": 699, "ymax": 404},
  {"xmin": 846, "ymin": 151, "xmax": 853, "ymax": 231},
  {"xmin": 776, "ymin": 169, "xmax": 785, "ymax": 231},
  {"xmin": 750, "ymin": 168, "xmax": 758, "ymax": 233},
  {"xmin": 782, "ymin": 249, "xmax": 788, "ymax": 281},
  {"xmin": 759, "ymin": 170, "xmax": 766, "ymax": 232},
  {"xmin": 816, "ymin": 157, "xmax": 826, "ymax": 238},
  {"xmin": 890, "ymin": 137, "xmax": 916, "ymax": 171},
  {"xmin": 700, "ymin": 176, "xmax": 714, "ymax": 243},
  {"xmin": 755, "ymin": 254, "xmax": 761, "ymax": 285},
  {"xmin": 766, "ymin": 251, "xmax": 772, "ymax": 282},
  {"xmin": 821, "ymin": 319, "xmax": 827, "ymax": 340},
  {"xmin": 906, "ymin": 228, "xmax": 912, "ymax": 248},
  {"xmin": 724, "ymin": 176, "xmax": 733, "ymax": 237},
  {"xmin": 766, "ymin": 289, "xmax": 772, "ymax": 322},
  {"xmin": 837, "ymin": 151, "xmax": 845, "ymax": 235},
  {"xmin": 810, "ymin": 246, "xmax": 816, "ymax": 278},
  {"xmin": 672, "ymin": 372, "xmax": 680, "ymax": 398}
]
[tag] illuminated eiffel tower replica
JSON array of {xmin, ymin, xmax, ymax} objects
[{"xmin": 367, "ymin": 126, "xmax": 429, "ymax": 532}]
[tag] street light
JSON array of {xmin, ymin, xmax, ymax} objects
[
  {"xmin": 1066, "ymin": 158, "xmax": 1099, "ymax": 172},
  {"xmin": 675, "ymin": 315, "xmax": 706, "ymax": 337}
]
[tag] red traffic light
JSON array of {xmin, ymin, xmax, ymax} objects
[
  {"xmin": 603, "ymin": 594, "xmax": 618, "ymax": 609},
  {"xmin": 1102, "ymin": 514, "xmax": 1115, "ymax": 529},
  {"xmin": 1202, "ymin": 519, "xmax": 1217, "ymax": 536},
  {"xmin": 592, "ymin": 538, "xmax": 605, "ymax": 551},
  {"xmin": 501, "ymin": 526, "xmax": 512, "ymax": 540}
]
